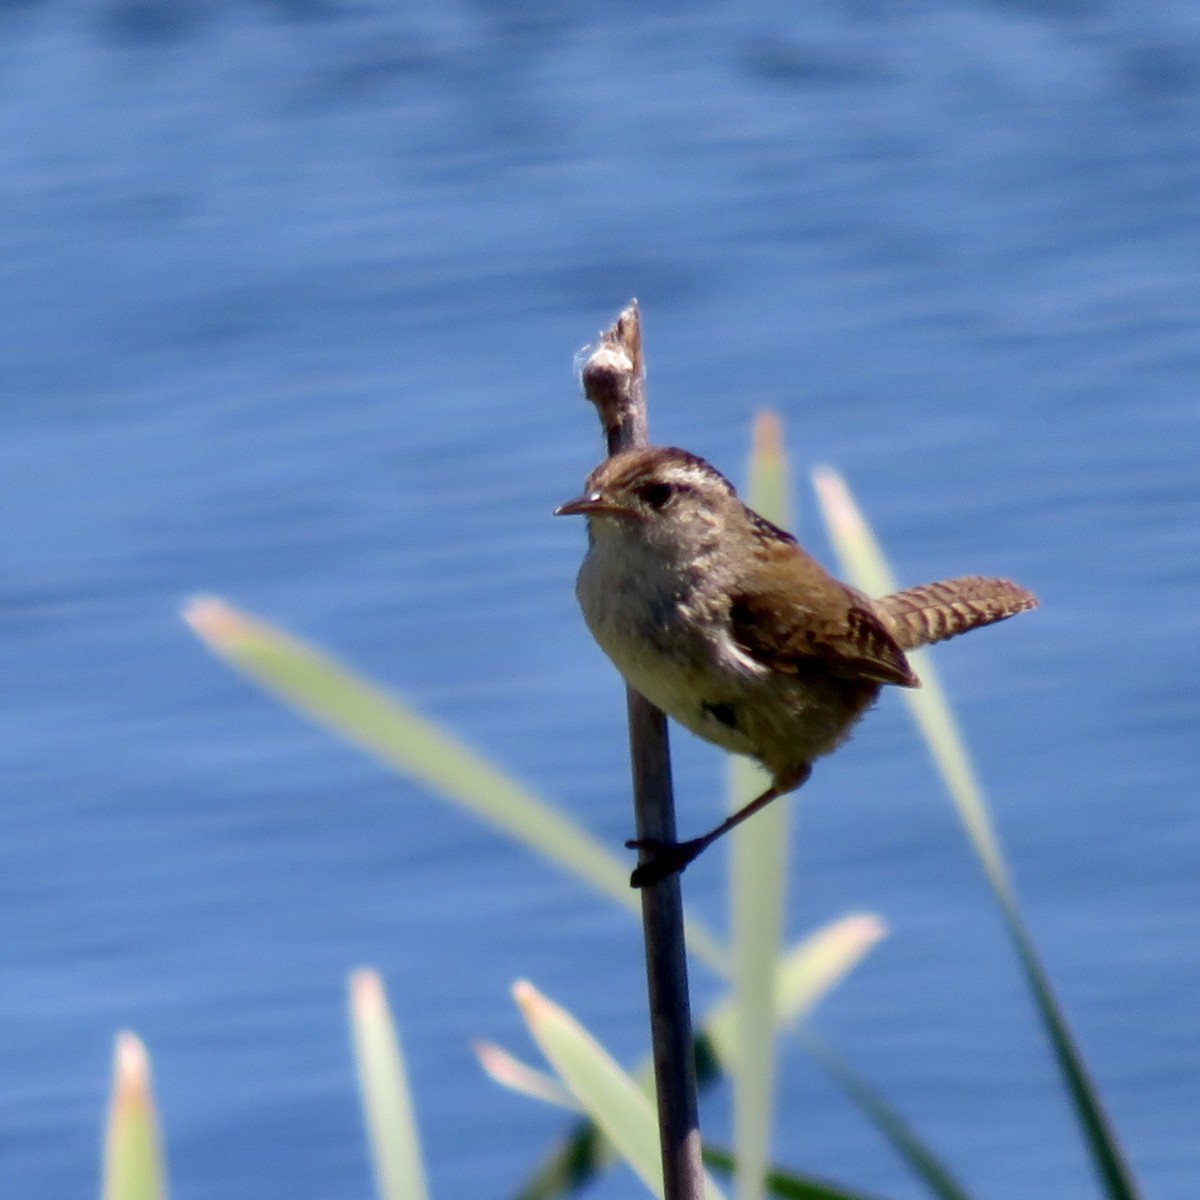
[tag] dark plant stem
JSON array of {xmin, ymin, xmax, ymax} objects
[{"xmin": 579, "ymin": 302, "xmax": 705, "ymax": 1200}]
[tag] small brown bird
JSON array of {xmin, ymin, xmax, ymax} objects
[{"xmin": 556, "ymin": 445, "xmax": 1037, "ymax": 887}]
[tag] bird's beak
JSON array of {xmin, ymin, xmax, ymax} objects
[{"xmin": 554, "ymin": 491, "xmax": 622, "ymax": 517}]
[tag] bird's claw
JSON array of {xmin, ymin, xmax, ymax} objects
[{"xmin": 625, "ymin": 836, "xmax": 705, "ymax": 888}]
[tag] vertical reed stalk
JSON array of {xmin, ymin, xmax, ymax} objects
[{"xmin": 578, "ymin": 302, "xmax": 705, "ymax": 1200}]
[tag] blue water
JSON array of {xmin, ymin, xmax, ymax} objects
[{"xmin": 1, "ymin": 1, "xmax": 1197, "ymax": 1196}]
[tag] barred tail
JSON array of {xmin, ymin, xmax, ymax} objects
[{"xmin": 879, "ymin": 576, "xmax": 1037, "ymax": 651}]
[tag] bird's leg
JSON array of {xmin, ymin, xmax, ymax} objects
[{"xmin": 626, "ymin": 764, "xmax": 811, "ymax": 888}]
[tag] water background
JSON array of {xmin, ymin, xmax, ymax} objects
[{"xmin": 1, "ymin": 1, "xmax": 1197, "ymax": 1197}]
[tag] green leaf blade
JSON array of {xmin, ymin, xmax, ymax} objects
[
  {"xmin": 512, "ymin": 915, "xmax": 886, "ymax": 1200},
  {"xmin": 811, "ymin": 467, "xmax": 1141, "ymax": 1200},
  {"xmin": 101, "ymin": 1032, "xmax": 168, "ymax": 1200},
  {"xmin": 728, "ymin": 412, "xmax": 796, "ymax": 1200},
  {"xmin": 184, "ymin": 597, "xmax": 727, "ymax": 973},
  {"xmin": 348, "ymin": 970, "xmax": 430, "ymax": 1200},
  {"xmin": 514, "ymin": 980, "xmax": 727, "ymax": 1200}
]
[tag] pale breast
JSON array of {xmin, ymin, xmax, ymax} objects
[
  {"xmin": 574, "ymin": 530, "xmax": 756, "ymax": 752},
  {"xmin": 573, "ymin": 523, "xmax": 881, "ymax": 776}
]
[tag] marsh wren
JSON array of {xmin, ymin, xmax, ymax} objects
[{"xmin": 556, "ymin": 446, "xmax": 1037, "ymax": 887}]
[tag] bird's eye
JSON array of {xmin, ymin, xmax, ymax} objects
[{"xmin": 638, "ymin": 481, "xmax": 677, "ymax": 511}]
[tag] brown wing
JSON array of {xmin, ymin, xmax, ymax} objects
[{"xmin": 729, "ymin": 547, "xmax": 918, "ymax": 688}]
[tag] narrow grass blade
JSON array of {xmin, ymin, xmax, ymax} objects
[
  {"xmin": 514, "ymin": 1125, "xmax": 869, "ymax": 1200},
  {"xmin": 728, "ymin": 412, "xmax": 794, "ymax": 1200},
  {"xmin": 705, "ymin": 914, "xmax": 887, "ymax": 1069},
  {"xmin": 183, "ymin": 597, "xmax": 725, "ymax": 974},
  {"xmin": 1000, "ymin": 911, "xmax": 1141, "ymax": 1200},
  {"xmin": 511, "ymin": 916, "xmax": 886, "ymax": 1200},
  {"xmin": 101, "ymin": 1032, "xmax": 168, "ymax": 1200},
  {"xmin": 457, "ymin": 1046, "xmax": 910, "ymax": 1200},
  {"xmin": 810, "ymin": 469, "xmax": 1011, "ymax": 894},
  {"xmin": 802, "ymin": 1036, "xmax": 974, "ymax": 1200},
  {"xmin": 513, "ymin": 980, "xmax": 727, "ymax": 1200},
  {"xmin": 475, "ymin": 1040, "xmax": 579, "ymax": 1111},
  {"xmin": 512, "ymin": 1117, "xmax": 609, "ymax": 1200},
  {"xmin": 348, "ymin": 970, "xmax": 429, "ymax": 1200},
  {"xmin": 811, "ymin": 467, "xmax": 1141, "ymax": 1200},
  {"xmin": 703, "ymin": 1145, "xmax": 890, "ymax": 1200}
]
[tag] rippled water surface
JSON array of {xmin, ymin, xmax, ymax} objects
[{"xmin": 1, "ymin": 2, "xmax": 1197, "ymax": 1197}]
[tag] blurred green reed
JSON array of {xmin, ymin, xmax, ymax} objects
[{"xmin": 102, "ymin": 414, "xmax": 1133, "ymax": 1200}]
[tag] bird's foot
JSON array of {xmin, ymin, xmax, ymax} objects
[{"xmin": 624, "ymin": 836, "xmax": 707, "ymax": 888}]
